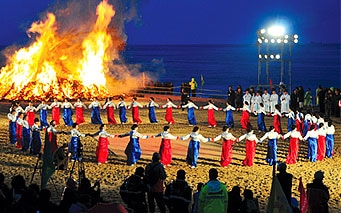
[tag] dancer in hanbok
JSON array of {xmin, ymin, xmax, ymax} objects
[
  {"xmin": 36, "ymin": 100, "xmax": 49, "ymax": 128},
  {"xmin": 74, "ymin": 98, "xmax": 87, "ymax": 125},
  {"xmin": 254, "ymin": 103, "xmax": 267, "ymax": 132},
  {"xmin": 223, "ymin": 101, "xmax": 235, "ymax": 128},
  {"xmin": 304, "ymin": 125, "xmax": 318, "ymax": 162},
  {"xmin": 180, "ymin": 126, "xmax": 211, "ymax": 168},
  {"xmin": 13, "ymin": 101, "xmax": 25, "ymax": 114},
  {"xmin": 91, "ymin": 124, "xmax": 115, "ymax": 165},
  {"xmin": 154, "ymin": 125, "xmax": 178, "ymax": 166},
  {"xmin": 162, "ymin": 98, "xmax": 178, "ymax": 125},
  {"xmin": 269, "ymin": 89, "xmax": 278, "ymax": 113},
  {"xmin": 47, "ymin": 120, "xmax": 64, "ymax": 154},
  {"xmin": 326, "ymin": 121, "xmax": 335, "ymax": 158},
  {"xmin": 316, "ymin": 123, "xmax": 327, "ymax": 161},
  {"xmin": 303, "ymin": 114, "xmax": 312, "ymax": 137},
  {"xmin": 295, "ymin": 111, "xmax": 304, "ymax": 135},
  {"xmin": 50, "ymin": 98, "xmax": 62, "ymax": 125},
  {"xmin": 31, "ymin": 118, "xmax": 42, "ymax": 155},
  {"xmin": 61, "ymin": 99, "xmax": 74, "ymax": 126},
  {"xmin": 103, "ymin": 97, "xmax": 117, "ymax": 124},
  {"xmin": 67, "ymin": 123, "xmax": 86, "ymax": 161},
  {"xmin": 283, "ymin": 124, "xmax": 303, "ymax": 164},
  {"xmin": 239, "ymin": 101, "xmax": 251, "ymax": 130},
  {"xmin": 22, "ymin": 115, "xmax": 31, "ymax": 152},
  {"xmin": 213, "ymin": 125, "xmax": 238, "ymax": 167},
  {"xmin": 182, "ymin": 99, "xmax": 199, "ymax": 126},
  {"xmin": 280, "ymin": 90, "xmax": 290, "ymax": 114},
  {"xmin": 259, "ymin": 126, "xmax": 283, "ymax": 166},
  {"xmin": 117, "ymin": 96, "xmax": 128, "ymax": 124},
  {"xmin": 16, "ymin": 112, "xmax": 23, "ymax": 149},
  {"xmin": 271, "ymin": 104, "xmax": 282, "ymax": 134},
  {"xmin": 119, "ymin": 124, "xmax": 148, "ymax": 166},
  {"xmin": 8, "ymin": 110, "xmax": 17, "ymax": 145},
  {"xmin": 202, "ymin": 100, "xmax": 220, "ymax": 127},
  {"xmin": 285, "ymin": 108, "xmax": 295, "ymax": 132},
  {"xmin": 146, "ymin": 97, "xmax": 159, "ymax": 123},
  {"xmin": 88, "ymin": 97, "xmax": 103, "ymax": 124},
  {"xmin": 238, "ymin": 128, "xmax": 259, "ymax": 166},
  {"xmin": 262, "ymin": 89, "xmax": 270, "ymax": 113},
  {"xmin": 128, "ymin": 97, "xmax": 143, "ymax": 124},
  {"xmin": 24, "ymin": 101, "xmax": 36, "ymax": 126}
]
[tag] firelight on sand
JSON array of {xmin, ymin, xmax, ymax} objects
[{"xmin": 0, "ymin": 0, "xmax": 143, "ymax": 101}]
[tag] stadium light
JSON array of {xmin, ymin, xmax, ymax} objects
[{"xmin": 267, "ymin": 25, "xmax": 285, "ymax": 37}]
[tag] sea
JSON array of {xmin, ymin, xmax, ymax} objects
[{"xmin": 122, "ymin": 44, "xmax": 341, "ymax": 98}]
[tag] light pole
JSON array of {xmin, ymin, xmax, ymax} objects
[{"xmin": 256, "ymin": 26, "xmax": 298, "ymax": 92}]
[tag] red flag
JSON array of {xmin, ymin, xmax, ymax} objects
[{"xmin": 298, "ymin": 177, "xmax": 308, "ymax": 213}]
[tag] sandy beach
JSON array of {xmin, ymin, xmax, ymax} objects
[{"xmin": 0, "ymin": 95, "xmax": 340, "ymax": 212}]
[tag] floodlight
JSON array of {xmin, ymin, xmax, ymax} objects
[
  {"xmin": 264, "ymin": 55, "xmax": 268, "ymax": 59},
  {"xmin": 259, "ymin": 54, "xmax": 262, "ymax": 59},
  {"xmin": 260, "ymin": 29, "xmax": 266, "ymax": 34},
  {"xmin": 271, "ymin": 39, "xmax": 275, "ymax": 43},
  {"xmin": 276, "ymin": 39, "xmax": 282, "ymax": 43},
  {"xmin": 284, "ymin": 39, "xmax": 288, "ymax": 43},
  {"xmin": 267, "ymin": 26, "xmax": 285, "ymax": 37},
  {"xmin": 284, "ymin": 35, "xmax": 289, "ymax": 39},
  {"xmin": 293, "ymin": 34, "xmax": 298, "ymax": 39},
  {"xmin": 294, "ymin": 39, "xmax": 298, "ymax": 43},
  {"xmin": 264, "ymin": 39, "xmax": 269, "ymax": 43},
  {"xmin": 270, "ymin": 54, "xmax": 274, "ymax": 59},
  {"xmin": 258, "ymin": 38, "xmax": 263, "ymax": 43},
  {"xmin": 275, "ymin": 54, "xmax": 280, "ymax": 59}
]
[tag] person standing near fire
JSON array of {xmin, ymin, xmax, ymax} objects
[
  {"xmin": 50, "ymin": 98, "xmax": 62, "ymax": 125},
  {"xmin": 88, "ymin": 97, "xmax": 103, "ymax": 124}
]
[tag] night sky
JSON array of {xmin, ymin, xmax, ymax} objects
[{"xmin": 0, "ymin": 0, "xmax": 340, "ymax": 46}]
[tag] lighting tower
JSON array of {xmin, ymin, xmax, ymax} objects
[{"xmin": 256, "ymin": 26, "xmax": 298, "ymax": 92}]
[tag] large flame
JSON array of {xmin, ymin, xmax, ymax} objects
[{"xmin": 0, "ymin": 0, "xmax": 140, "ymax": 101}]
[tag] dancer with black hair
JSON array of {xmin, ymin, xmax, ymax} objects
[
  {"xmin": 201, "ymin": 99, "xmax": 220, "ymax": 128},
  {"xmin": 154, "ymin": 126, "xmax": 178, "ymax": 166},
  {"xmin": 8, "ymin": 110, "xmax": 17, "ymax": 145},
  {"xmin": 238, "ymin": 128, "xmax": 259, "ymax": 166},
  {"xmin": 146, "ymin": 97, "xmax": 159, "ymax": 123},
  {"xmin": 74, "ymin": 98, "xmax": 87, "ymax": 125},
  {"xmin": 284, "ymin": 124, "xmax": 304, "ymax": 164},
  {"xmin": 128, "ymin": 97, "xmax": 143, "ymax": 124},
  {"xmin": 180, "ymin": 126, "xmax": 211, "ymax": 168},
  {"xmin": 271, "ymin": 104, "xmax": 283, "ymax": 134},
  {"xmin": 162, "ymin": 98, "xmax": 178, "ymax": 125},
  {"xmin": 222, "ymin": 100, "xmax": 235, "ymax": 128},
  {"xmin": 213, "ymin": 125, "xmax": 238, "ymax": 167},
  {"xmin": 61, "ymin": 98, "xmax": 74, "ymax": 126},
  {"xmin": 240, "ymin": 101, "xmax": 251, "ymax": 130},
  {"xmin": 325, "ymin": 121, "xmax": 335, "ymax": 158},
  {"xmin": 88, "ymin": 97, "xmax": 103, "ymax": 124},
  {"xmin": 91, "ymin": 124, "xmax": 115, "ymax": 165},
  {"xmin": 120, "ymin": 124, "xmax": 148, "ymax": 166},
  {"xmin": 259, "ymin": 126, "xmax": 283, "ymax": 166},
  {"xmin": 103, "ymin": 97, "xmax": 117, "ymax": 125},
  {"xmin": 182, "ymin": 99, "xmax": 199, "ymax": 126},
  {"xmin": 117, "ymin": 96, "xmax": 128, "ymax": 124},
  {"xmin": 67, "ymin": 123, "xmax": 86, "ymax": 161},
  {"xmin": 31, "ymin": 118, "xmax": 42, "ymax": 155}
]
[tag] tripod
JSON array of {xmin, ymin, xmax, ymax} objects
[{"xmin": 69, "ymin": 141, "xmax": 86, "ymax": 183}]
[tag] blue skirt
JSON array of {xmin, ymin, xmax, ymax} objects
[
  {"xmin": 303, "ymin": 121, "xmax": 310, "ymax": 137},
  {"xmin": 9, "ymin": 121, "xmax": 17, "ymax": 144},
  {"xmin": 265, "ymin": 138, "xmax": 277, "ymax": 166},
  {"xmin": 257, "ymin": 113, "xmax": 267, "ymax": 132},
  {"xmin": 40, "ymin": 109, "xmax": 49, "ymax": 127},
  {"xmin": 91, "ymin": 106, "xmax": 103, "ymax": 124},
  {"xmin": 31, "ymin": 131, "xmax": 41, "ymax": 155},
  {"xmin": 186, "ymin": 140, "xmax": 200, "ymax": 167},
  {"xmin": 124, "ymin": 138, "xmax": 142, "ymax": 165},
  {"xmin": 287, "ymin": 118, "xmax": 295, "ymax": 132},
  {"xmin": 326, "ymin": 134, "xmax": 334, "ymax": 158},
  {"xmin": 225, "ymin": 110, "xmax": 234, "ymax": 127},
  {"xmin": 69, "ymin": 136, "xmax": 80, "ymax": 160},
  {"xmin": 187, "ymin": 108, "xmax": 197, "ymax": 125},
  {"xmin": 148, "ymin": 106, "xmax": 158, "ymax": 123},
  {"xmin": 22, "ymin": 127, "xmax": 31, "ymax": 152},
  {"xmin": 63, "ymin": 108, "xmax": 73, "ymax": 126},
  {"xmin": 119, "ymin": 107, "xmax": 128, "ymax": 124},
  {"xmin": 307, "ymin": 138, "xmax": 317, "ymax": 162}
]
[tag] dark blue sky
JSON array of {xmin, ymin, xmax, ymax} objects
[{"xmin": 0, "ymin": 0, "xmax": 340, "ymax": 45}]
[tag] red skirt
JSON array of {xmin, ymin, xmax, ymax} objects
[
  {"xmin": 273, "ymin": 115, "xmax": 282, "ymax": 134},
  {"xmin": 242, "ymin": 140, "xmax": 256, "ymax": 166},
  {"xmin": 165, "ymin": 107, "xmax": 174, "ymax": 124},
  {"xmin": 27, "ymin": 111, "xmax": 35, "ymax": 126},
  {"xmin": 207, "ymin": 109, "xmax": 217, "ymax": 127},
  {"xmin": 296, "ymin": 119, "xmax": 303, "ymax": 135},
  {"xmin": 16, "ymin": 124, "xmax": 23, "ymax": 148},
  {"xmin": 96, "ymin": 137, "xmax": 109, "ymax": 163},
  {"xmin": 51, "ymin": 107, "xmax": 60, "ymax": 125},
  {"xmin": 132, "ymin": 106, "xmax": 142, "ymax": 124},
  {"xmin": 75, "ymin": 107, "xmax": 85, "ymax": 124},
  {"xmin": 106, "ymin": 106, "xmax": 117, "ymax": 124},
  {"xmin": 48, "ymin": 132, "xmax": 58, "ymax": 154},
  {"xmin": 159, "ymin": 139, "xmax": 172, "ymax": 166},
  {"xmin": 220, "ymin": 139, "xmax": 234, "ymax": 167},
  {"xmin": 317, "ymin": 135, "xmax": 326, "ymax": 161},
  {"xmin": 286, "ymin": 137, "xmax": 299, "ymax": 164},
  {"xmin": 240, "ymin": 111, "xmax": 250, "ymax": 130}
]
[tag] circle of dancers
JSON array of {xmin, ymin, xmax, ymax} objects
[{"xmin": 6, "ymin": 96, "xmax": 336, "ymax": 168}]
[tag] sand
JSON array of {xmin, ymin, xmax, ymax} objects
[{"xmin": 0, "ymin": 95, "xmax": 340, "ymax": 212}]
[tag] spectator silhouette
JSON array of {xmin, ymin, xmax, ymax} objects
[
  {"xmin": 164, "ymin": 169, "xmax": 192, "ymax": 213},
  {"xmin": 145, "ymin": 152, "xmax": 167, "ymax": 213},
  {"xmin": 228, "ymin": 186, "xmax": 242, "ymax": 213},
  {"xmin": 307, "ymin": 170, "xmax": 329, "ymax": 213},
  {"xmin": 240, "ymin": 189, "xmax": 259, "ymax": 213},
  {"xmin": 276, "ymin": 163, "xmax": 293, "ymax": 206},
  {"xmin": 119, "ymin": 166, "xmax": 148, "ymax": 213},
  {"xmin": 78, "ymin": 177, "xmax": 101, "ymax": 207},
  {"xmin": 192, "ymin": 182, "xmax": 204, "ymax": 213},
  {"xmin": 38, "ymin": 189, "xmax": 58, "ymax": 213},
  {"xmin": 0, "ymin": 173, "xmax": 10, "ymax": 212}
]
